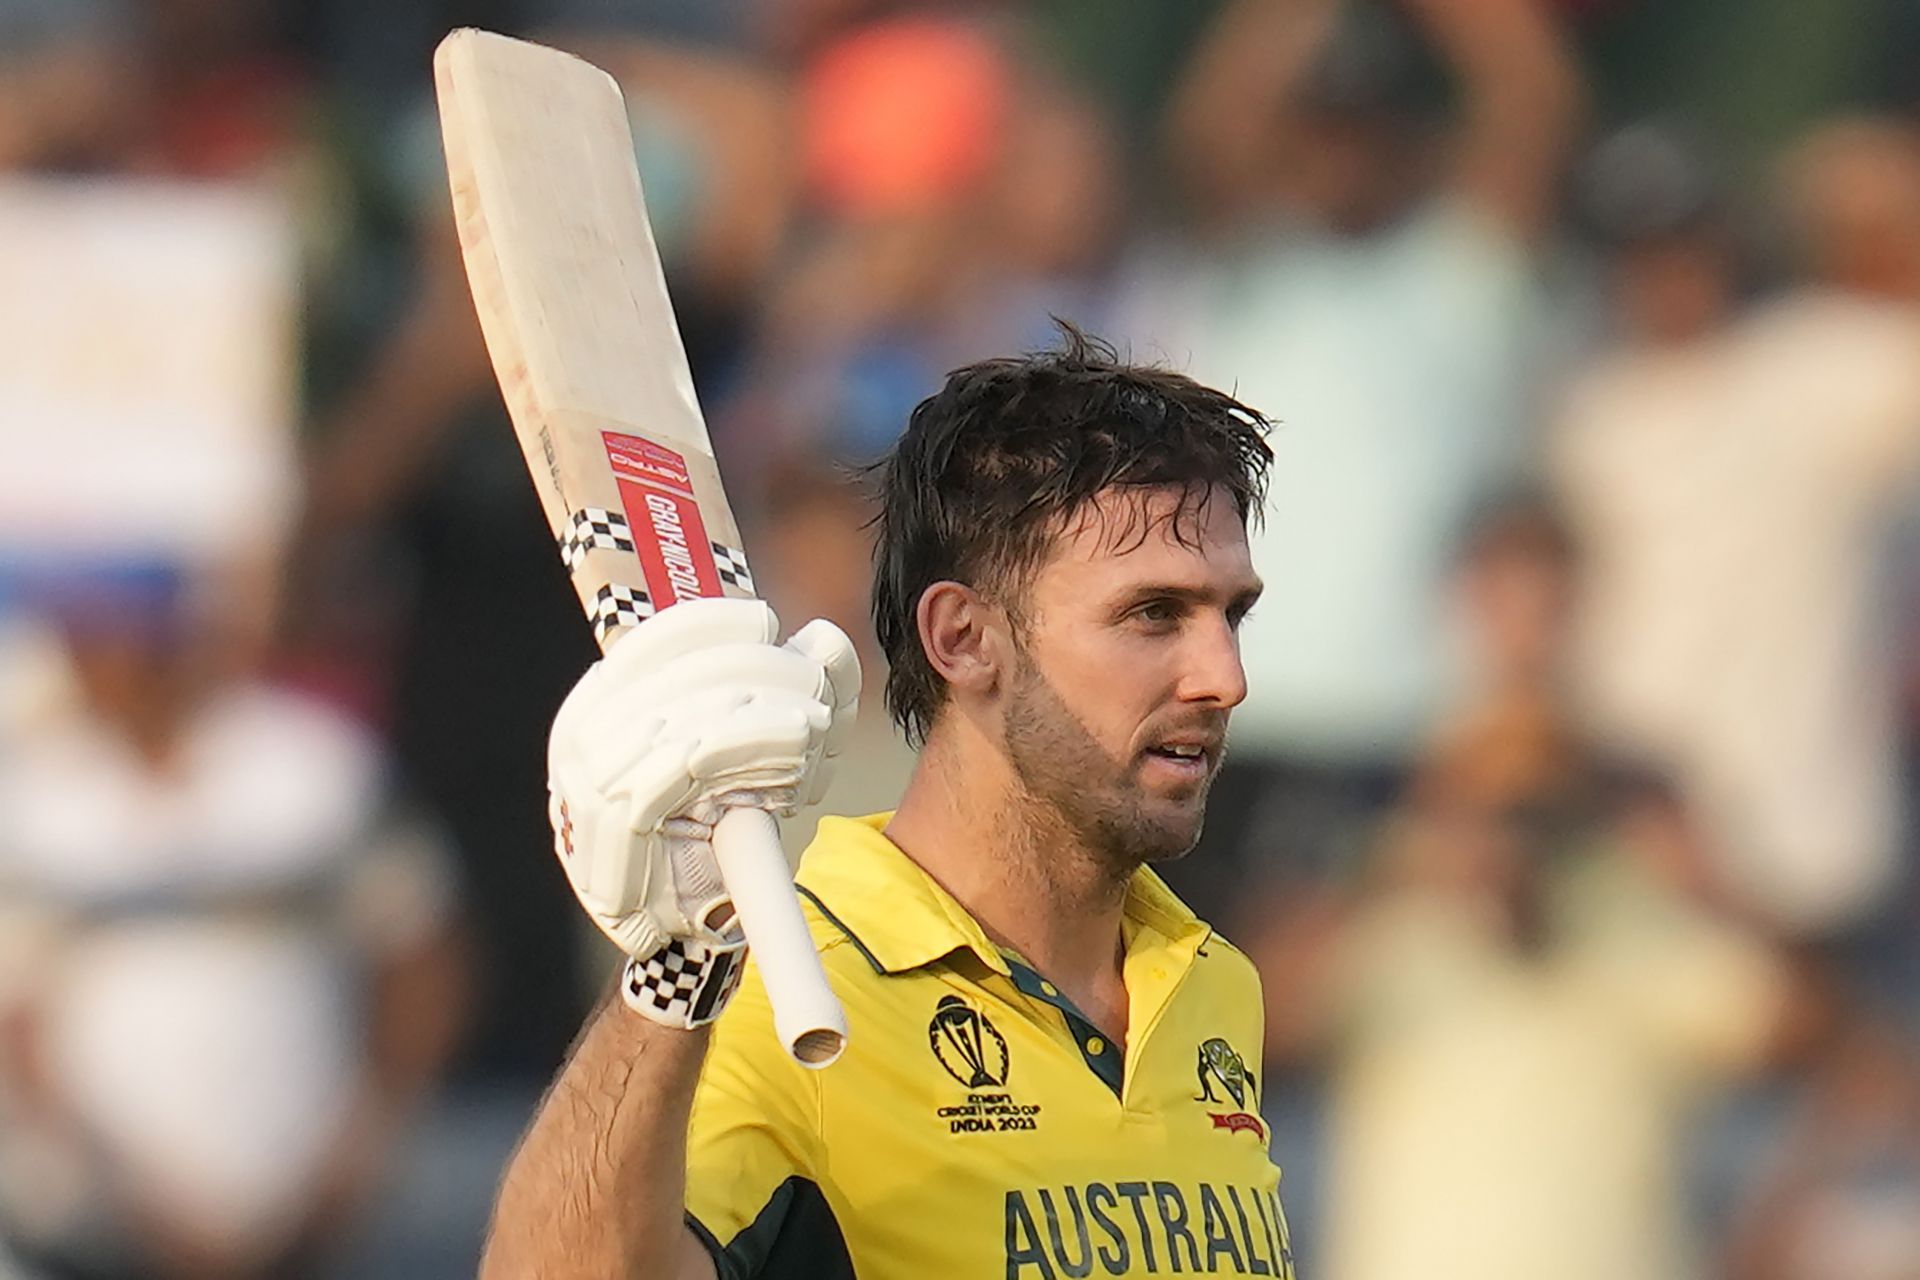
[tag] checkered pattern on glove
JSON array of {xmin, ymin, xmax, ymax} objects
[{"xmin": 620, "ymin": 933, "xmax": 748, "ymax": 1029}]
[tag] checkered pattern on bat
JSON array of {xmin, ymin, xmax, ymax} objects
[
  {"xmin": 710, "ymin": 541, "xmax": 754, "ymax": 594},
  {"xmin": 591, "ymin": 583, "xmax": 655, "ymax": 645},
  {"xmin": 559, "ymin": 507, "xmax": 635, "ymax": 572},
  {"xmin": 621, "ymin": 936, "xmax": 746, "ymax": 1028}
]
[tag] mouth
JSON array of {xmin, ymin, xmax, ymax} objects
[{"xmin": 1139, "ymin": 737, "xmax": 1221, "ymax": 784}]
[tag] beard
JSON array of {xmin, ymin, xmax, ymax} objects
[{"xmin": 999, "ymin": 652, "xmax": 1215, "ymax": 874}]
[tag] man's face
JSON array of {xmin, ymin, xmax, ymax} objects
[{"xmin": 997, "ymin": 485, "xmax": 1262, "ymax": 871}]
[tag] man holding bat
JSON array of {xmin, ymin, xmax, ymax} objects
[{"xmin": 484, "ymin": 330, "xmax": 1289, "ymax": 1279}]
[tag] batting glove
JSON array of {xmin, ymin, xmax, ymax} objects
[{"xmin": 547, "ymin": 597, "xmax": 859, "ymax": 1028}]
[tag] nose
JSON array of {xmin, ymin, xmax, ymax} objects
[{"xmin": 1179, "ymin": 611, "xmax": 1249, "ymax": 710}]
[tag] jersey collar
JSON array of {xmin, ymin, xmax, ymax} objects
[{"xmin": 795, "ymin": 813, "xmax": 1210, "ymax": 977}]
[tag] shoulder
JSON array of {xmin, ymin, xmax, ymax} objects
[
  {"xmin": 1549, "ymin": 345, "xmax": 1707, "ymax": 476},
  {"xmin": 698, "ymin": 890, "xmax": 885, "ymax": 1097},
  {"xmin": 1202, "ymin": 928, "xmax": 1260, "ymax": 973},
  {"xmin": 1740, "ymin": 292, "xmax": 1920, "ymax": 400},
  {"xmin": 1128, "ymin": 868, "xmax": 1262, "ymax": 997},
  {"xmin": 1193, "ymin": 929, "xmax": 1267, "ymax": 1008},
  {"xmin": 792, "ymin": 882, "xmax": 885, "ymax": 977}
]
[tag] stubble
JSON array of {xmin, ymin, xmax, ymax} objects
[{"xmin": 999, "ymin": 653, "xmax": 1212, "ymax": 876}]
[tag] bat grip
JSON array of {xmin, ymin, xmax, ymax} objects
[{"xmin": 710, "ymin": 807, "xmax": 847, "ymax": 1067}]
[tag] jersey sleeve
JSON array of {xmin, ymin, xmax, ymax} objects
[{"xmin": 683, "ymin": 953, "xmax": 834, "ymax": 1278}]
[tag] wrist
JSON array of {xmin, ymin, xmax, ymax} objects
[{"xmin": 619, "ymin": 934, "xmax": 747, "ymax": 1030}]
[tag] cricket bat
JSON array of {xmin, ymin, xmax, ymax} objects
[{"xmin": 433, "ymin": 28, "xmax": 846, "ymax": 1066}]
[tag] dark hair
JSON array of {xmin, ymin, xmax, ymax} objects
[{"xmin": 868, "ymin": 324, "xmax": 1273, "ymax": 746}]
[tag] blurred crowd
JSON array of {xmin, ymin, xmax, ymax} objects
[{"xmin": 1, "ymin": 0, "xmax": 1918, "ymax": 1277}]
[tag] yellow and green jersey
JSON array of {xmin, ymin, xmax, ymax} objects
[{"xmin": 685, "ymin": 814, "xmax": 1296, "ymax": 1278}]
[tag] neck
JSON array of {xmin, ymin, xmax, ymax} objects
[{"xmin": 886, "ymin": 718, "xmax": 1132, "ymax": 999}]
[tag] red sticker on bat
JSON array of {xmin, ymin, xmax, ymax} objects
[
  {"xmin": 604, "ymin": 433, "xmax": 693, "ymax": 495},
  {"xmin": 603, "ymin": 432, "xmax": 722, "ymax": 606}
]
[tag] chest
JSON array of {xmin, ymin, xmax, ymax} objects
[{"xmin": 815, "ymin": 972, "xmax": 1293, "ymax": 1278}]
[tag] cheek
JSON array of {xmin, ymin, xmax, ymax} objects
[{"xmin": 1031, "ymin": 627, "xmax": 1169, "ymax": 741}]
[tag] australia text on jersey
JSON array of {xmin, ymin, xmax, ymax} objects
[{"xmin": 1005, "ymin": 1179, "xmax": 1296, "ymax": 1277}]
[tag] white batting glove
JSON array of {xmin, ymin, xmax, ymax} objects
[{"xmin": 547, "ymin": 597, "xmax": 859, "ymax": 1026}]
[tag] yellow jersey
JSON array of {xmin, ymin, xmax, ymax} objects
[{"xmin": 685, "ymin": 814, "xmax": 1296, "ymax": 1278}]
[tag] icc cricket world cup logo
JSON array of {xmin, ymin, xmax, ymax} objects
[{"xmin": 929, "ymin": 995, "xmax": 1010, "ymax": 1088}]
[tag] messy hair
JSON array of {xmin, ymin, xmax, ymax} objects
[{"xmin": 868, "ymin": 324, "xmax": 1273, "ymax": 746}]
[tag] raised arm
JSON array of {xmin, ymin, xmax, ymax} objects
[
  {"xmin": 481, "ymin": 1003, "xmax": 716, "ymax": 1280},
  {"xmin": 1402, "ymin": 0, "xmax": 1584, "ymax": 239},
  {"xmin": 0, "ymin": 36, "xmax": 131, "ymax": 171},
  {"xmin": 478, "ymin": 598, "xmax": 859, "ymax": 1278},
  {"xmin": 1162, "ymin": 0, "xmax": 1343, "ymax": 224},
  {"xmin": 1164, "ymin": 0, "xmax": 1582, "ymax": 238}
]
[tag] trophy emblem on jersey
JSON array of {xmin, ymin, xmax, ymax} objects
[
  {"xmin": 1195, "ymin": 1037, "xmax": 1265, "ymax": 1137},
  {"xmin": 929, "ymin": 995, "xmax": 1010, "ymax": 1087}
]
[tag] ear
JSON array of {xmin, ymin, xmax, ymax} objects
[{"xmin": 916, "ymin": 580, "xmax": 1010, "ymax": 701}]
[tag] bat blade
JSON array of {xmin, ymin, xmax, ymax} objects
[
  {"xmin": 434, "ymin": 28, "xmax": 845, "ymax": 1066},
  {"xmin": 436, "ymin": 28, "xmax": 749, "ymax": 645}
]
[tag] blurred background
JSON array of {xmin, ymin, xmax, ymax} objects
[{"xmin": 0, "ymin": 0, "xmax": 1917, "ymax": 1276}]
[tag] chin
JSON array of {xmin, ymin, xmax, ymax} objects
[
  {"xmin": 1103, "ymin": 803, "xmax": 1207, "ymax": 868},
  {"xmin": 1141, "ymin": 819, "xmax": 1204, "ymax": 864}
]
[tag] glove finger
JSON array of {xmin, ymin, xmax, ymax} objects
[
  {"xmin": 622, "ymin": 738, "xmax": 699, "ymax": 835},
  {"xmin": 685, "ymin": 700, "xmax": 814, "ymax": 781},
  {"xmin": 582, "ymin": 811, "xmax": 649, "ymax": 915},
  {"xmin": 570, "ymin": 677, "xmax": 732, "ymax": 789},
  {"xmin": 697, "ymin": 768, "xmax": 806, "ymax": 808},
  {"xmin": 705, "ymin": 785, "xmax": 800, "ymax": 815},
  {"xmin": 661, "ymin": 812, "xmax": 714, "ymax": 840},
  {"xmin": 821, "ymin": 693, "xmax": 859, "ymax": 762},
  {"xmin": 785, "ymin": 618, "xmax": 862, "ymax": 713},
  {"xmin": 599, "ymin": 909, "xmax": 667, "ymax": 961},
  {"xmin": 583, "ymin": 674, "xmax": 772, "ymax": 794},
  {"xmin": 596, "ymin": 683, "xmax": 804, "ymax": 795},
  {"xmin": 587, "ymin": 642, "xmax": 825, "ymax": 749},
  {"xmin": 599, "ymin": 598, "xmax": 780, "ymax": 685},
  {"xmin": 564, "ymin": 625, "xmax": 841, "ymax": 786},
  {"xmin": 785, "ymin": 619, "xmax": 861, "ymax": 761},
  {"xmin": 557, "ymin": 712, "xmax": 665, "ymax": 795},
  {"xmin": 652, "ymin": 643, "xmax": 827, "ymax": 704}
]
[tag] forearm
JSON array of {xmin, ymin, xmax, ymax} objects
[
  {"xmin": 300, "ymin": 220, "xmax": 495, "ymax": 538},
  {"xmin": 0, "ymin": 42, "xmax": 128, "ymax": 170},
  {"xmin": 493, "ymin": 597, "xmax": 856, "ymax": 1278},
  {"xmin": 1403, "ymin": 0, "xmax": 1585, "ymax": 236},
  {"xmin": 1409, "ymin": 0, "xmax": 1581, "ymax": 114},
  {"xmin": 481, "ymin": 994, "xmax": 715, "ymax": 1280},
  {"xmin": 1163, "ymin": 0, "xmax": 1341, "ymax": 220}
]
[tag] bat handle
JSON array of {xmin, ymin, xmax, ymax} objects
[{"xmin": 710, "ymin": 807, "xmax": 847, "ymax": 1067}]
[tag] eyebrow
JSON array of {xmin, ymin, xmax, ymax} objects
[{"xmin": 1115, "ymin": 581, "xmax": 1265, "ymax": 612}]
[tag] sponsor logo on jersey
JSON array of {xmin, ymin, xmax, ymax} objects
[{"xmin": 1194, "ymin": 1037, "xmax": 1265, "ymax": 1139}]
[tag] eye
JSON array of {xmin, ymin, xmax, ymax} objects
[{"xmin": 1129, "ymin": 598, "xmax": 1181, "ymax": 627}]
